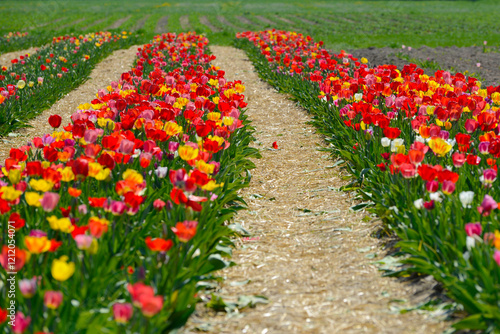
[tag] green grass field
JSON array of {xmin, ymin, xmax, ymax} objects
[{"xmin": 1, "ymin": 0, "xmax": 500, "ymax": 53}]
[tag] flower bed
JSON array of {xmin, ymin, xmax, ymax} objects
[
  {"xmin": 0, "ymin": 32, "xmax": 258, "ymax": 333},
  {"xmin": 0, "ymin": 32, "xmax": 32, "ymax": 54},
  {"xmin": 0, "ymin": 31, "xmax": 136, "ymax": 136},
  {"xmin": 237, "ymin": 30, "xmax": 500, "ymax": 332}
]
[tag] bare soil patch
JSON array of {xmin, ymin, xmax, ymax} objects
[
  {"xmin": 217, "ymin": 16, "xmax": 242, "ymax": 31},
  {"xmin": 199, "ymin": 16, "xmax": 220, "ymax": 33},
  {"xmin": 182, "ymin": 46, "xmax": 451, "ymax": 334},
  {"xmin": 0, "ymin": 47, "xmax": 41, "ymax": 68},
  {"xmin": 27, "ymin": 18, "xmax": 63, "ymax": 31},
  {"xmin": 0, "ymin": 45, "xmax": 139, "ymax": 162},
  {"xmin": 58, "ymin": 18, "xmax": 86, "ymax": 30},
  {"xmin": 106, "ymin": 15, "xmax": 132, "ymax": 30},
  {"xmin": 274, "ymin": 16, "xmax": 295, "ymax": 25},
  {"xmin": 236, "ymin": 16, "xmax": 256, "ymax": 26},
  {"xmin": 82, "ymin": 18, "xmax": 106, "ymax": 31},
  {"xmin": 294, "ymin": 16, "xmax": 317, "ymax": 25},
  {"xmin": 180, "ymin": 15, "xmax": 190, "ymax": 31},
  {"xmin": 351, "ymin": 46, "xmax": 500, "ymax": 86},
  {"xmin": 155, "ymin": 16, "xmax": 169, "ymax": 34},
  {"xmin": 132, "ymin": 14, "xmax": 151, "ymax": 31},
  {"xmin": 254, "ymin": 15, "xmax": 275, "ymax": 26}
]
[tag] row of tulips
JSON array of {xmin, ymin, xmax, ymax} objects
[
  {"xmin": 0, "ymin": 32, "xmax": 32, "ymax": 55},
  {"xmin": 0, "ymin": 31, "xmax": 136, "ymax": 136},
  {"xmin": 0, "ymin": 32, "xmax": 259, "ymax": 333},
  {"xmin": 237, "ymin": 30, "xmax": 500, "ymax": 332}
]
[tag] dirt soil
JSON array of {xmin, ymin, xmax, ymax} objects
[
  {"xmin": 0, "ymin": 47, "xmax": 41, "ymax": 68},
  {"xmin": 0, "ymin": 45, "xmax": 139, "ymax": 162},
  {"xmin": 351, "ymin": 46, "xmax": 500, "ymax": 86},
  {"xmin": 182, "ymin": 46, "xmax": 452, "ymax": 334}
]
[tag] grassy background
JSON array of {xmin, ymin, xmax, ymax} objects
[{"xmin": 1, "ymin": 0, "xmax": 499, "ymax": 53}]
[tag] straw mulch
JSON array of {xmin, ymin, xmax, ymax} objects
[
  {"xmin": 182, "ymin": 46, "xmax": 451, "ymax": 334},
  {"xmin": 0, "ymin": 45, "xmax": 140, "ymax": 162},
  {"xmin": 0, "ymin": 47, "xmax": 41, "ymax": 68}
]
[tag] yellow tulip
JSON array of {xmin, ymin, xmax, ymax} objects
[
  {"xmin": 29, "ymin": 179, "xmax": 53, "ymax": 192},
  {"xmin": 8, "ymin": 169, "xmax": 21, "ymax": 185},
  {"xmin": 17, "ymin": 80, "xmax": 26, "ymax": 89},
  {"xmin": 51, "ymin": 256, "xmax": 75, "ymax": 281},
  {"xmin": 59, "ymin": 167, "xmax": 75, "ymax": 182},
  {"xmin": 164, "ymin": 122, "xmax": 182, "ymax": 136},
  {"xmin": 88, "ymin": 239, "xmax": 99, "ymax": 255},
  {"xmin": 47, "ymin": 216, "xmax": 74, "ymax": 233},
  {"xmin": 202, "ymin": 180, "xmax": 223, "ymax": 191},
  {"xmin": 196, "ymin": 160, "xmax": 215, "ymax": 174},
  {"xmin": 95, "ymin": 168, "xmax": 111, "ymax": 181},
  {"xmin": 1, "ymin": 186, "xmax": 23, "ymax": 201},
  {"xmin": 25, "ymin": 192, "xmax": 42, "ymax": 207},
  {"xmin": 207, "ymin": 112, "xmax": 221, "ymax": 121},
  {"xmin": 178, "ymin": 145, "xmax": 198, "ymax": 161},
  {"xmin": 428, "ymin": 137, "xmax": 452, "ymax": 157},
  {"xmin": 88, "ymin": 162, "xmax": 103, "ymax": 178},
  {"xmin": 122, "ymin": 169, "xmax": 143, "ymax": 184}
]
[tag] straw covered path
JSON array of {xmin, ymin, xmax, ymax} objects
[
  {"xmin": 183, "ymin": 46, "xmax": 450, "ymax": 333},
  {"xmin": 0, "ymin": 45, "xmax": 140, "ymax": 161}
]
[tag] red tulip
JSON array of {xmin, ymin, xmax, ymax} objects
[
  {"xmin": 48, "ymin": 115, "xmax": 62, "ymax": 128},
  {"xmin": 172, "ymin": 221, "xmax": 198, "ymax": 242},
  {"xmin": 145, "ymin": 237, "xmax": 173, "ymax": 252}
]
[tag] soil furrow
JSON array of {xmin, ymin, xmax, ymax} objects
[
  {"xmin": 217, "ymin": 16, "xmax": 242, "ymax": 31},
  {"xmin": 180, "ymin": 15, "xmax": 190, "ymax": 31},
  {"xmin": 155, "ymin": 15, "xmax": 169, "ymax": 33},
  {"xmin": 106, "ymin": 15, "xmax": 132, "ymax": 30},
  {"xmin": 82, "ymin": 18, "xmax": 106, "ymax": 31},
  {"xmin": 236, "ymin": 16, "xmax": 256, "ymax": 26},
  {"xmin": 199, "ymin": 16, "xmax": 221, "ymax": 33},
  {"xmin": 254, "ymin": 15, "xmax": 276, "ymax": 26},
  {"xmin": 132, "ymin": 14, "xmax": 151, "ymax": 31},
  {"xmin": 182, "ymin": 46, "xmax": 451, "ymax": 334},
  {"xmin": 0, "ymin": 45, "xmax": 139, "ymax": 161}
]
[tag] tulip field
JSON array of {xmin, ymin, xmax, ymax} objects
[{"xmin": 2, "ymin": 0, "xmax": 500, "ymax": 333}]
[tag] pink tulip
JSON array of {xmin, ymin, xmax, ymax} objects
[
  {"xmin": 74, "ymin": 235, "xmax": 93, "ymax": 250},
  {"xmin": 39, "ymin": 192, "xmax": 60, "ymax": 212},
  {"xmin": 494, "ymin": 250, "xmax": 500, "ymax": 266},
  {"xmin": 78, "ymin": 204, "xmax": 88, "ymax": 214},
  {"xmin": 452, "ymin": 152, "xmax": 466, "ymax": 167},
  {"xmin": 477, "ymin": 194, "xmax": 498, "ymax": 216},
  {"xmin": 12, "ymin": 312, "xmax": 31, "ymax": 333},
  {"xmin": 84, "ymin": 129, "xmax": 98, "ymax": 144},
  {"xmin": 113, "ymin": 303, "xmax": 133, "ymax": 323},
  {"xmin": 478, "ymin": 141, "xmax": 490, "ymax": 155},
  {"xmin": 426, "ymin": 180, "xmax": 439, "ymax": 193},
  {"xmin": 483, "ymin": 169, "xmax": 497, "ymax": 184},
  {"xmin": 44, "ymin": 290, "xmax": 63, "ymax": 309},
  {"xmin": 19, "ymin": 277, "xmax": 39, "ymax": 298},
  {"xmin": 153, "ymin": 199, "xmax": 166, "ymax": 211},
  {"xmin": 465, "ymin": 223, "xmax": 482, "ymax": 237},
  {"xmin": 441, "ymin": 180, "xmax": 456, "ymax": 195},
  {"xmin": 118, "ymin": 139, "xmax": 135, "ymax": 154},
  {"xmin": 109, "ymin": 200, "xmax": 127, "ymax": 216}
]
